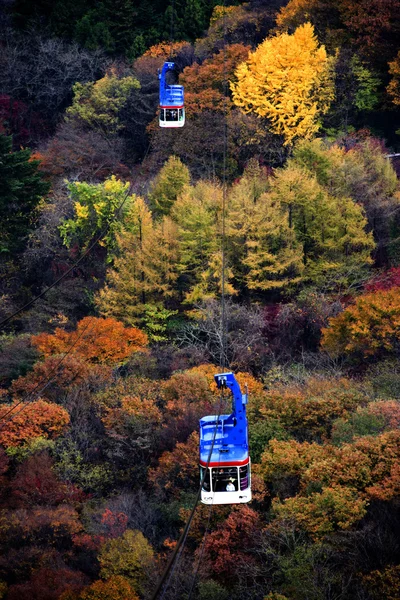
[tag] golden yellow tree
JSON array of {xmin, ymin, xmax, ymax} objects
[
  {"xmin": 321, "ymin": 287, "xmax": 400, "ymax": 359},
  {"xmin": 230, "ymin": 23, "xmax": 335, "ymax": 145}
]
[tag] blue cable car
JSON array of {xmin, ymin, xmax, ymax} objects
[
  {"xmin": 158, "ymin": 61, "xmax": 185, "ymax": 128},
  {"xmin": 199, "ymin": 372, "xmax": 251, "ymax": 505}
]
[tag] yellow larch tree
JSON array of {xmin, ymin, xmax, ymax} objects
[
  {"xmin": 243, "ymin": 192, "xmax": 305, "ymax": 291},
  {"xmin": 230, "ymin": 23, "xmax": 335, "ymax": 145},
  {"xmin": 96, "ymin": 197, "xmax": 178, "ymax": 325},
  {"xmin": 171, "ymin": 181, "xmax": 236, "ymax": 303}
]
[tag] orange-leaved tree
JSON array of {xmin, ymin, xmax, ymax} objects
[
  {"xmin": 10, "ymin": 355, "xmax": 112, "ymax": 402},
  {"xmin": 148, "ymin": 431, "xmax": 199, "ymax": 499},
  {"xmin": 248, "ymin": 376, "xmax": 368, "ymax": 438},
  {"xmin": 32, "ymin": 317, "xmax": 148, "ymax": 365},
  {"xmin": 0, "ymin": 399, "xmax": 70, "ymax": 447},
  {"xmin": 141, "ymin": 41, "xmax": 190, "ymax": 59},
  {"xmin": 260, "ymin": 431, "xmax": 400, "ymax": 493},
  {"xmin": 321, "ymin": 287, "xmax": 400, "ymax": 359},
  {"xmin": 62, "ymin": 575, "xmax": 139, "ymax": 600},
  {"xmin": 388, "ymin": 50, "xmax": 400, "ymax": 106},
  {"xmin": 101, "ymin": 394, "xmax": 162, "ymax": 450},
  {"xmin": 363, "ymin": 565, "xmax": 400, "ymax": 600},
  {"xmin": 180, "ymin": 44, "xmax": 250, "ymax": 115},
  {"xmin": 275, "ymin": 0, "xmax": 324, "ymax": 31},
  {"xmin": 0, "ymin": 504, "xmax": 82, "ymax": 546}
]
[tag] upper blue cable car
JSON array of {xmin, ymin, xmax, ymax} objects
[
  {"xmin": 199, "ymin": 372, "xmax": 251, "ymax": 505},
  {"xmin": 158, "ymin": 61, "xmax": 185, "ymax": 128}
]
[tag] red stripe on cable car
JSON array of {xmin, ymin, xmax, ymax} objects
[
  {"xmin": 199, "ymin": 457, "xmax": 249, "ymax": 468},
  {"xmin": 159, "ymin": 106, "xmax": 184, "ymax": 109}
]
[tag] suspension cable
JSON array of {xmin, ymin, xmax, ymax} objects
[
  {"xmin": 186, "ymin": 449, "xmax": 221, "ymax": 600},
  {"xmin": 169, "ymin": 0, "xmax": 175, "ymax": 61},
  {"xmin": 150, "ymin": 386, "xmax": 226, "ymax": 600},
  {"xmin": 187, "ymin": 7, "xmax": 230, "ymax": 596},
  {"xmin": 220, "ymin": 1, "xmax": 229, "ymax": 373},
  {"xmin": 155, "ymin": 4, "xmax": 231, "ymax": 597}
]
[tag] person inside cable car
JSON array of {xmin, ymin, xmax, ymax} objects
[
  {"xmin": 226, "ymin": 480, "xmax": 235, "ymax": 492},
  {"xmin": 212, "ymin": 467, "xmax": 238, "ymax": 492}
]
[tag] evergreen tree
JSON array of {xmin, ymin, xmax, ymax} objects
[{"xmin": 0, "ymin": 135, "xmax": 50, "ymax": 255}]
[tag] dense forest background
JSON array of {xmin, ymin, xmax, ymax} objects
[{"xmin": 1, "ymin": 0, "xmax": 400, "ymax": 598}]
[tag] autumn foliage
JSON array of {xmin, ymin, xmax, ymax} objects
[
  {"xmin": 148, "ymin": 431, "xmax": 199, "ymax": 499},
  {"xmin": 0, "ymin": 399, "xmax": 70, "ymax": 447},
  {"xmin": 69, "ymin": 576, "xmax": 139, "ymax": 600},
  {"xmin": 181, "ymin": 44, "xmax": 250, "ymax": 115},
  {"xmin": 231, "ymin": 23, "xmax": 335, "ymax": 144},
  {"xmin": 32, "ymin": 317, "xmax": 148, "ymax": 365},
  {"xmin": 10, "ymin": 355, "xmax": 109, "ymax": 402},
  {"xmin": 200, "ymin": 506, "xmax": 261, "ymax": 581},
  {"xmin": 1, "ymin": 2, "xmax": 400, "ymax": 599},
  {"xmin": 321, "ymin": 287, "xmax": 400, "ymax": 359},
  {"xmin": 11, "ymin": 452, "xmax": 84, "ymax": 507}
]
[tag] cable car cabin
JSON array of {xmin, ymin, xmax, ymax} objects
[
  {"xmin": 158, "ymin": 61, "xmax": 185, "ymax": 128},
  {"xmin": 199, "ymin": 372, "xmax": 251, "ymax": 505}
]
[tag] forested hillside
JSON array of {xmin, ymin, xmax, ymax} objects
[{"xmin": 1, "ymin": 0, "xmax": 400, "ymax": 598}]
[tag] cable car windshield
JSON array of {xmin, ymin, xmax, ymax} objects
[
  {"xmin": 160, "ymin": 108, "xmax": 184, "ymax": 122},
  {"xmin": 212, "ymin": 467, "xmax": 238, "ymax": 492}
]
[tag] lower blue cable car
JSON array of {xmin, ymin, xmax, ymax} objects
[
  {"xmin": 158, "ymin": 61, "xmax": 185, "ymax": 128},
  {"xmin": 199, "ymin": 372, "xmax": 251, "ymax": 505}
]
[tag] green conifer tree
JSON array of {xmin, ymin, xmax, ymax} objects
[{"xmin": 0, "ymin": 135, "xmax": 50, "ymax": 254}]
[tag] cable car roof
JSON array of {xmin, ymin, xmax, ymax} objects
[
  {"xmin": 199, "ymin": 372, "xmax": 249, "ymax": 466},
  {"xmin": 159, "ymin": 61, "xmax": 184, "ymax": 107}
]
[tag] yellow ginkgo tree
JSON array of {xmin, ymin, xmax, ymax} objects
[{"xmin": 230, "ymin": 23, "xmax": 335, "ymax": 145}]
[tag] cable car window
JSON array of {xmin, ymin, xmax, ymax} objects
[
  {"xmin": 239, "ymin": 465, "xmax": 249, "ymax": 490},
  {"xmin": 178, "ymin": 109, "xmax": 184, "ymax": 121},
  {"xmin": 160, "ymin": 109, "xmax": 165, "ymax": 120},
  {"xmin": 165, "ymin": 109, "xmax": 179, "ymax": 121},
  {"xmin": 200, "ymin": 467, "xmax": 211, "ymax": 492},
  {"xmin": 211, "ymin": 467, "xmax": 238, "ymax": 492}
]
